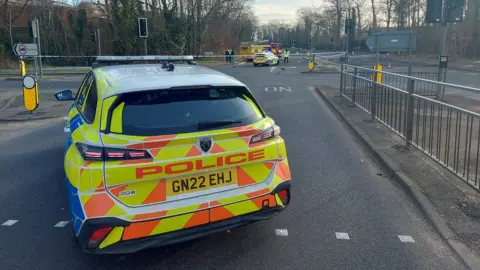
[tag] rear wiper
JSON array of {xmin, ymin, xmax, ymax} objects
[{"xmin": 197, "ymin": 120, "xmax": 242, "ymax": 130}]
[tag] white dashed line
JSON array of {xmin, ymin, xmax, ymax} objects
[
  {"xmin": 398, "ymin": 235, "xmax": 415, "ymax": 242},
  {"xmin": 54, "ymin": 221, "xmax": 70, "ymax": 228},
  {"xmin": 1, "ymin": 220, "xmax": 18, "ymax": 226},
  {"xmin": 335, "ymin": 232, "xmax": 350, "ymax": 240},
  {"xmin": 275, "ymin": 229, "xmax": 288, "ymax": 236}
]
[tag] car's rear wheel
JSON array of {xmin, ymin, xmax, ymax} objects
[{"xmin": 253, "ymin": 63, "xmax": 258, "ymax": 67}]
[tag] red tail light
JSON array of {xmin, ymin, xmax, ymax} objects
[
  {"xmin": 278, "ymin": 189, "xmax": 290, "ymax": 205},
  {"xmin": 87, "ymin": 227, "xmax": 113, "ymax": 249},
  {"xmin": 75, "ymin": 142, "xmax": 152, "ymax": 161},
  {"xmin": 250, "ymin": 125, "xmax": 280, "ymax": 145}
]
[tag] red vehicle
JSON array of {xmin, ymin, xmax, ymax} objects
[
  {"xmin": 269, "ymin": 42, "xmax": 283, "ymax": 58},
  {"xmin": 256, "ymin": 40, "xmax": 283, "ymax": 58}
]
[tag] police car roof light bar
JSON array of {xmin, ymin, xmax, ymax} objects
[
  {"xmin": 92, "ymin": 55, "xmax": 195, "ymax": 69},
  {"xmin": 95, "ymin": 55, "xmax": 194, "ymax": 62}
]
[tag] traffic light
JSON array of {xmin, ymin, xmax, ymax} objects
[
  {"xmin": 137, "ymin": 18, "xmax": 148, "ymax": 38},
  {"xmin": 425, "ymin": 0, "xmax": 442, "ymax": 23},
  {"xmin": 28, "ymin": 20, "xmax": 38, "ymax": 38},
  {"xmin": 344, "ymin": 19, "xmax": 354, "ymax": 34},
  {"xmin": 446, "ymin": 0, "xmax": 464, "ymax": 23},
  {"xmin": 308, "ymin": 37, "xmax": 312, "ymax": 44},
  {"xmin": 91, "ymin": 31, "xmax": 97, "ymax": 41},
  {"xmin": 425, "ymin": 0, "xmax": 464, "ymax": 23}
]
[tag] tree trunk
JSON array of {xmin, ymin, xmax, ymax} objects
[
  {"xmin": 355, "ymin": 4, "xmax": 362, "ymax": 35},
  {"xmin": 8, "ymin": 8, "xmax": 13, "ymax": 54},
  {"xmin": 371, "ymin": 0, "xmax": 377, "ymax": 28}
]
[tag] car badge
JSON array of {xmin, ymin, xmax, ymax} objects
[{"xmin": 199, "ymin": 138, "xmax": 212, "ymax": 152}]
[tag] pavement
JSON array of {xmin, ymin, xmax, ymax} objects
[
  {"xmin": 0, "ymin": 56, "xmax": 474, "ymax": 269},
  {"xmin": 386, "ymin": 55, "xmax": 480, "ymax": 73},
  {"xmin": 338, "ymin": 54, "xmax": 480, "ymax": 89}
]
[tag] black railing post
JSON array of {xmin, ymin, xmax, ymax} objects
[
  {"xmin": 352, "ymin": 67, "xmax": 357, "ymax": 105},
  {"xmin": 340, "ymin": 64, "xmax": 344, "ymax": 95},
  {"xmin": 371, "ymin": 69, "xmax": 378, "ymax": 121},
  {"xmin": 406, "ymin": 78, "xmax": 415, "ymax": 148}
]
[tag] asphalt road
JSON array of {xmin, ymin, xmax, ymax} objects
[{"xmin": 0, "ymin": 57, "xmax": 469, "ymax": 269}]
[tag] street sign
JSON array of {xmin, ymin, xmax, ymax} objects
[
  {"xmin": 29, "ymin": 20, "xmax": 38, "ymax": 38},
  {"xmin": 366, "ymin": 31, "xmax": 416, "ymax": 52},
  {"xmin": 13, "ymin": 43, "xmax": 38, "ymax": 56}
]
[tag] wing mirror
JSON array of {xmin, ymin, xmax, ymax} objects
[{"xmin": 55, "ymin": 90, "xmax": 75, "ymax": 101}]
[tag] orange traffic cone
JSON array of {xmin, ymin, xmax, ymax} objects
[{"xmin": 388, "ymin": 62, "xmax": 392, "ymax": 69}]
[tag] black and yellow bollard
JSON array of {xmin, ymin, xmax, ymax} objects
[{"xmin": 22, "ymin": 74, "xmax": 39, "ymax": 112}]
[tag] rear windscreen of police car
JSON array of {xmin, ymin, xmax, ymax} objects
[{"xmin": 117, "ymin": 87, "xmax": 263, "ymax": 136}]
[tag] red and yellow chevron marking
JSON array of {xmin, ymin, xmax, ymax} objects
[
  {"xmin": 210, "ymin": 193, "xmax": 276, "ymax": 222},
  {"xmin": 115, "ymin": 192, "xmax": 279, "ymax": 244},
  {"xmin": 270, "ymin": 159, "xmax": 291, "ymax": 187},
  {"xmin": 78, "ymin": 161, "xmax": 104, "ymax": 192},
  {"xmin": 107, "ymin": 179, "xmax": 167, "ymax": 206},
  {"xmin": 121, "ymin": 204, "xmax": 210, "ymax": 240},
  {"xmin": 102, "ymin": 158, "xmax": 277, "ymax": 207},
  {"xmin": 80, "ymin": 191, "xmax": 127, "ymax": 218},
  {"xmin": 103, "ymin": 140, "xmax": 278, "ymax": 184}
]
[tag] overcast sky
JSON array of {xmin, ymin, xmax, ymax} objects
[{"xmin": 251, "ymin": 0, "xmax": 317, "ymax": 25}]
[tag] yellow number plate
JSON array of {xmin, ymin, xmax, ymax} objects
[{"xmin": 167, "ymin": 169, "xmax": 237, "ymax": 196}]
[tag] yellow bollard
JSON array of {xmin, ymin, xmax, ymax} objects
[
  {"xmin": 22, "ymin": 74, "xmax": 39, "ymax": 111},
  {"xmin": 20, "ymin": 59, "xmax": 26, "ymax": 77},
  {"xmin": 372, "ymin": 64, "xmax": 383, "ymax": 83}
]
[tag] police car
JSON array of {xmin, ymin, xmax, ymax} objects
[
  {"xmin": 55, "ymin": 55, "xmax": 292, "ymax": 254},
  {"xmin": 253, "ymin": 51, "xmax": 279, "ymax": 67}
]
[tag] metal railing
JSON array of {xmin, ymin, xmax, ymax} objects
[
  {"xmin": 340, "ymin": 64, "xmax": 480, "ymax": 191},
  {"xmin": 357, "ymin": 71, "xmax": 440, "ymax": 97}
]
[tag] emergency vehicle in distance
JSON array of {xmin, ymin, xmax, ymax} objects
[
  {"xmin": 239, "ymin": 40, "xmax": 283, "ymax": 62},
  {"xmin": 54, "ymin": 55, "xmax": 292, "ymax": 254}
]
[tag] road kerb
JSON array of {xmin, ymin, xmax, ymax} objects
[{"xmin": 315, "ymin": 86, "xmax": 480, "ymax": 270}]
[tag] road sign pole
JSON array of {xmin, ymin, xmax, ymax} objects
[
  {"xmin": 33, "ymin": 37, "xmax": 38, "ymax": 78},
  {"xmin": 407, "ymin": 0, "xmax": 412, "ymax": 76},
  {"xmin": 144, "ymin": 37, "xmax": 148, "ymax": 56},
  {"xmin": 97, "ymin": 29, "xmax": 101, "ymax": 56},
  {"xmin": 36, "ymin": 18, "xmax": 43, "ymax": 78},
  {"xmin": 436, "ymin": 0, "xmax": 448, "ymax": 99}
]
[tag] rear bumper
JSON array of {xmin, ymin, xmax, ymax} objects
[
  {"xmin": 82, "ymin": 206, "xmax": 283, "ymax": 254},
  {"xmin": 78, "ymin": 181, "xmax": 291, "ymax": 254},
  {"xmin": 253, "ymin": 60, "xmax": 267, "ymax": 65}
]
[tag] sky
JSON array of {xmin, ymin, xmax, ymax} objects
[{"xmin": 251, "ymin": 0, "xmax": 317, "ymax": 25}]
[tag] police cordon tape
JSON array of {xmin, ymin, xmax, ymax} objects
[{"xmin": 30, "ymin": 52, "xmax": 347, "ymax": 59}]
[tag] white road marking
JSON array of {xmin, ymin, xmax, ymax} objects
[
  {"xmin": 398, "ymin": 235, "xmax": 415, "ymax": 242},
  {"xmin": 54, "ymin": 221, "xmax": 70, "ymax": 228},
  {"xmin": 237, "ymin": 62, "xmax": 245, "ymax": 66},
  {"xmin": 1, "ymin": 220, "xmax": 18, "ymax": 226},
  {"xmin": 335, "ymin": 232, "xmax": 350, "ymax": 240},
  {"xmin": 264, "ymin": 86, "xmax": 292, "ymax": 92},
  {"xmin": 275, "ymin": 229, "xmax": 288, "ymax": 236}
]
